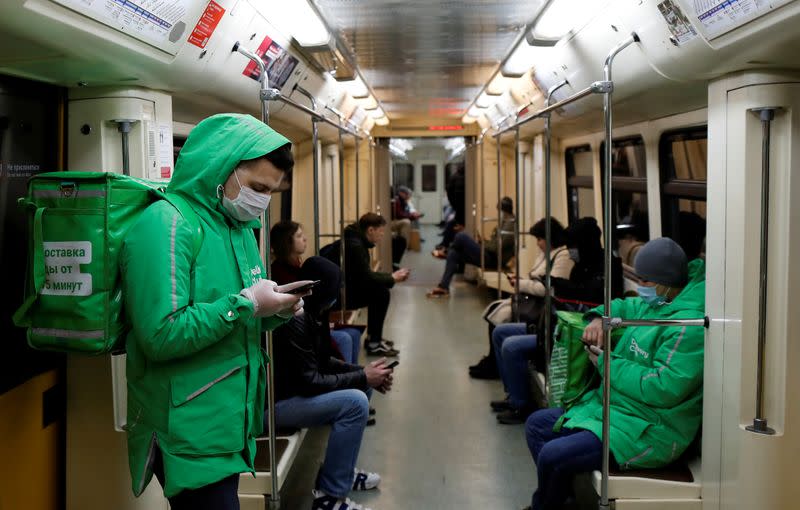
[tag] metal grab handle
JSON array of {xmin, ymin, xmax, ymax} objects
[
  {"xmin": 482, "ymin": 217, "xmax": 499, "ymax": 223},
  {"xmin": 600, "ymin": 33, "xmax": 640, "ymax": 510},
  {"xmin": 233, "ymin": 41, "xmax": 281, "ymax": 509},
  {"xmin": 746, "ymin": 107, "xmax": 780, "ymax": 436},
  {"xmin": 604, "ymin": 317, "xmax": 709, "ymax": 329},
  {"xmin": 496, "ymin": 135, "xmax": 503, "ymax": 299}
]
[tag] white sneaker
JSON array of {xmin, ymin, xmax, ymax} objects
[
  {"xmin": 352, "ymin": 468, "xmax": 381, "ymax": 491},
  {"xmin": 311, "ymin": 489, "xmax": 373, "ymax": 510}
]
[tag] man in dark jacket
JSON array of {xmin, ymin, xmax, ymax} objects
[
  {"xmin": 272, "ymin": 257, "xmax": 394, "ymax": 510},
  {"xmin": 323, "ymin": 213, "xmax": 409, "ymax": 356}
]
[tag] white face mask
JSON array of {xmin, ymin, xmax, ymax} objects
[{"xmin": 222, "ymin": 169, "xmax": 271, "ymax": 222}]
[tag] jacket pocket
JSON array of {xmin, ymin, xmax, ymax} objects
[{"xmin": 168, "ymin": 356, "xmax": 247, "ymax": 455}]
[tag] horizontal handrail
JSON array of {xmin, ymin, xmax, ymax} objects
[
  {"xmin": 276, "ymin": 94, "xmax": 364, "ymax": 138},
  {"xmin": 319, "ymin": 234, "xmax": 342, "ymax": 238},
  {"xmin": 494, "ymin": 82, "xmax": 608, "ymax": 136},
  {"xmin": 482, "ymin": 217, "xmax": 499, "ymax": 223},
  {"xmin": 605, "ymin": 317, "xmax": 709, "ymax": 329}
]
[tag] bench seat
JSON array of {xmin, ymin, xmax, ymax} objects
[
  {"xmin": 238, "ymin": 429, "xmax": 308, "ymax": 496},
  {"xmin": 591, "ymin": 457, "xmax": 702, "ymax": 501}
]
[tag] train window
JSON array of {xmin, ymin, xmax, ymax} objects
[
  {"xmin": 659, "ymin": 127, "xmax": 708, "ymax": 259},
  {"xmin": 599, "ymin": 136, "xmax": 648, "ymax": 231},
  {"xmin": 565, "ymin": 145, "xmax": 594, "ymax": 224},
  {"xmin": 422, "ymin": 164, "xmax": 437, "ymax": 192},
  {"xmin": 393, "ymin": 162, "xmax": 414, "ymax": 192}
]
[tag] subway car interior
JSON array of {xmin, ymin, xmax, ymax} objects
[{"xmin": 1, "ymin": 0, "xmax": 799, "ymax": 509}]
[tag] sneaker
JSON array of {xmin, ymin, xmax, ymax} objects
[
  {"xmin": 365, "ymin": 342, "xmax": 399, "ymax": 357},
  {"xmin": 352, "ymin": 468, "xmax": 381, "ymax": 491},
  {"xmin": 312, "ymin": 490, "xmax": 372, "ymax": 510},
  {"xmin": 364, "ymin": 336, "xmax": 395, "ymax": 347},
  {"xmin": 490, "ymin": 396, "xmax": 513, "ymax": 412}
]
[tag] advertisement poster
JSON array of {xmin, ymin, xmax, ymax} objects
[{"xmin": 242, "ymin": 35, "xmax": 299, "ymax": 90}]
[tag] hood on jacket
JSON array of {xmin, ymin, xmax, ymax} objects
[
  {"xmin": 660, "ymin": 258, "xmax": 706, "ymax": 314},
  {"xmin": 299, "ymin": 256, "xmax": 342, "ymax": 318},
  {"xmin": 168, "ymin": 113, "xmax": 291, "ymax": 223},
  {"xmin": 344, "ymin": 223, "xmax": 373, "ymax": 248}
]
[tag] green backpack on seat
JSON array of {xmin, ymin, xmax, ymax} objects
[
  {"xmin": 12, "ymin": 171, "xmax": 202, "ymax": 355},
  {"xmin": 548, "ymin": 311, "xmax": 624, "ymax": 409}
]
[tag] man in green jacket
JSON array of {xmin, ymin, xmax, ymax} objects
[
  {"xmin": 122, "ymin": 113, "xmax": 304, "ymax": 509},
  {"xmin": 523, "ymin": 237, "xmax": 705, "ymax": 510}
]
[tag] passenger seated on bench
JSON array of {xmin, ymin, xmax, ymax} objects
[
  {"xmin": 523, "ymin": 238, "xmax": 706, "ymax": 510},
  {"xmin": 391, "ymin": 185, "xmax": 422, "ymax": 244},
  {"xmin": 271, "ymin": 221, "xmax": 362, "ymax": 364},
  {"xmin": 427, "ymin": 197, "xmax": 516, "ymax": 297},
  {"xmin": 616, "ymin": 210, "xmax": 649, "ymax": 267},
  {"xmin": 322, "ymin": 213, "xmax": 409, "ymax": 356},
  {"xmin": 271, "ymin": 257, "xmax": 395, "ymax": 510},
  {"xmin": 470, "ymin": 218, "xmax": 572, "ymax": 380}
]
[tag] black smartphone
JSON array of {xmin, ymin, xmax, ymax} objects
[
  {"xmin": 285, "ymin": 280, "xmax": 321, "ymax": 295},
  {"xmin": 383, "ymin": 360, "xmax": 399, "ymax": 370}
]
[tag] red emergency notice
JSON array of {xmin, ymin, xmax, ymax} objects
[{"xmin": 188, "ymin": 1, "xmax": 225, "ymax": 49}]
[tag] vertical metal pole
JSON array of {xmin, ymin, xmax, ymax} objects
[
  {"xmin": 543, "ymin": 79, "xmax": 568, "ymax": 400},
  {"xmin": 600, "ymin": 34, "xmax": 639, "ymax": 510},
  {"xmin": 521, "ymin": 150, "xmax": 527, "ymax": 249},
  {"xmin": 480, "ymin": 139, "xmax": 486, "ymax": 272},
  {"xmin": 355, "ymin": 136, "xmax": 361, "ymax": 220},
  {"xmin": 116, "ymin": 121, "xmax": 133, "ymax": 176},
  {"xmin": 746, "ymin": 107, "xmax": 778, "ymax": 436},
  {"xmin": 496, "ymin": 135, "xmax": 503, "ymax": 299},
  {"xmin": 514, "ymin": 128, "xmax": 522, "ymax": 322},
  {"xmin": 312, "ymin": 119, "xmax": 321, "ymax": 255},
  {"xmin": 338, "ymin": 125, "xmax": 347, "ymax": 319}
]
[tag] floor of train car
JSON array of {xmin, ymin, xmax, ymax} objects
[{"xmin": 278, "ymin": 225, "xmax": 536, "ymax": 509}]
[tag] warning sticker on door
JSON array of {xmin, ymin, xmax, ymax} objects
[{"xmin": 42, "ymin": 241, "xmax": 93, "ymax": 296}]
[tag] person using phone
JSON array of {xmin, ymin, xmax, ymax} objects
[{"xmin": 272, "ymin": 257, "xmax": 395, "ymax": 510}]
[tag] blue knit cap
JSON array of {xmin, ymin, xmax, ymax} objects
[{"xmin": 634, "ymin": 237, "xmax": 688, "ymax": 287}]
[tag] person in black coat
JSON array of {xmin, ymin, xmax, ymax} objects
[{"xmin": 270, "ymin": 256, "xmax": 394, "ymax": 508}]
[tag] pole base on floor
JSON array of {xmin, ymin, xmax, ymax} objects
[{"xmin": 268, "ymin": 496, "xmax": 280, "ymax": 510}]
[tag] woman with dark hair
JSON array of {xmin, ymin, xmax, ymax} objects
[{"xmin": 270, "ymin": 220, "xmax": 307, "ymax": 285}]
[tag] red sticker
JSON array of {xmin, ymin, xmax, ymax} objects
[
  {"xmin": 160, "ymin": 167, "xmax": 171, "ymax": 179},
  {"xmin": 188, "ymin": 1, "xmax": 225, "ymax": 49},
  {"xmin": 242, "ymin": 35, "xmax": 274, "ymax": 79}
]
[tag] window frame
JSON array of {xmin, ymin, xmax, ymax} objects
[
  {"xmin": 565, "ymin": 144, "xmax": 594, "ymax": 224},
  {"xmin": 658, "ymin": 126, "xmax": 708, "ymax": 238}
]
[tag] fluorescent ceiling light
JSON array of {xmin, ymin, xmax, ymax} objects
[
  {"xmin": 369, "ymin": 107, "xmax": 385, "ymax": 119},
  {"xmin": 282, "ymin": 0, "xmax": 330, "ymax": 47},
  {"xmin": 468, "ymin": 106, "xmax": 482, "ymax": 117},
  {"xmin": 342, "ymin": 76, "xmax": 369, "ymax": 97},
  {"xmin": 531, "ymin": 0, "xmax": 604, "ymax": 41},
  {"xmin": 356, "ymin": 95, "xmax": 378, "ymax": 110},
  {"xmin": 462, "ymin": 114, "xmax": 477, "ymax": 124},
  {"xmin": 487, "ymin": 75, "xmax": 512, "ymax": 95},
  {"xmin": 476, "ymin": 92, "xmax": 493, "ymax": 108},
  {"xmin": 502, "ymin": 44, "xmax": 550, "ymax": 77}
]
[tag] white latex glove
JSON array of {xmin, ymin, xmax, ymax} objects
[
  {"xmin": 240, "ymin": 280, "xmax": 301, "ymax": 318},
  {"xmin": 585, "ymin": 344, "xmax": 603, "ymax": 368}
]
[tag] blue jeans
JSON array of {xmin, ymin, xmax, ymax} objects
[
  {"xmin": 331, "ymin": 327, "xmax": 362, "ymax": 364},
  {"xmin": 272, "ymin": 389, "xmax": 370, "ymax": 498},
  {"xmin": 525, "ymin": 408, "xmax": 603, "ymax": 510},
  {"xmin": 438, "ymin": 232, "xmax": 485, "ymax": 289},
  {"xmin": 491, "ymin": 323, "xmax": 537, "ymax": 409}
]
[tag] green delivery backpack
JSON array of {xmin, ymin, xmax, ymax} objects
[
  {"xmin": 548, "ymin": 311, "xmax": 623, "ymax": 409},
  {"xmin": 12, "ymin": 171, "xmax": 202, "ymax": 355}
]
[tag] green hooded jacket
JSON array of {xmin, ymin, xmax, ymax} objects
[
  {"xmin": 121, "ymin": 113, "xmax": 291, "ymax": 498},
  {"xmin": 563, "ymin": 259, "xmax": 706, "ymax": 469}
]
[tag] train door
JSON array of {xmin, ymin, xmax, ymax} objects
[{"xmin": 414, "ymin": 160, "xmax": 443, "ymax": 223}]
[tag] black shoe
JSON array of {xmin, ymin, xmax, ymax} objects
[
  {"xmin": 369, "ymin": 407, "xmax": 376, "ymax": 416},
  {"xmin": 490, "ymin": 396, "xmax": 513, "ymax": 412},
  {"xmin": 469, "ymin": 358, "xmax": 499, "ymax": 380},
  {"xmin": 367, "ymin": 417, "xmax": 376, "ymax": 426},
  {"xmin": 365, "ymin": 342, "xmax": 399, "ymax": 357},
  {"xmin": 496, "ymin": 407, "xmax": 535, "ymax": 425}
]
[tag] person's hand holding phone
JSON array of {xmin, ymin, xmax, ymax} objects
[
  {"xmin": 392, "ymin": 268, "xmax": 410, "ymax": 283},
  {"xmin": 582, "ymin": 317, "xmax": 605, "ymax": 348},
  {"xmin": 366, "ymin": 358, "xmax": 397, "ymax": 393},
  {"xmin": 274, "ymin": 280, "xmax": 318, "ymax": 317},
  {"xmin": 241, "ymin": 280, "xmax": 302, "ymax": 318}
]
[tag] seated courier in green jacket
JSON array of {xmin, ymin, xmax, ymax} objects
[
  {"xmin": 122, "ymin": 113, "xmax": 306, "ymax": 507},
  {"xmin": 524, "ymin": 237, "xmax": 706, "ymax": 510}
]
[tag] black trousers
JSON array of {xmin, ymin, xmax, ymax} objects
[
  {"xmin": 392, "ymin": 235, "xmax": 407, "ymax": 266},
  {"xmin": 152, "ymin": 449, "xmax": 240, "ymax": 510},
  {"xmin": 346, "ymin": 283, "xmax": 391, "ymax": 341}
]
